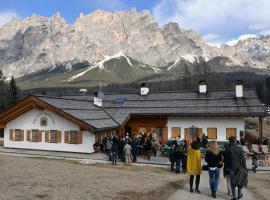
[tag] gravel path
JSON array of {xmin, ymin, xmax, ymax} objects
[{"xmin": 169, "ymin": 171, "xmax": 256, "ymax": 200}]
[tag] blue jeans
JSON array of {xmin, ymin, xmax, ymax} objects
[{"xmin": 208, "ymin": 168, "xmax": 220, "ymax": 192}]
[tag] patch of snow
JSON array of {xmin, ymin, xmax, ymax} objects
[
  {"xmin": 151, "ymin": 66, "xmax": 162, "ymax": 73},
  {"xmin": 167, "ymin": 58, "xmax": 181, "ymax": 71},
  {"xmin": 181, "ymin": 54, "xmax": 197, "ymax": 63},
  {"xmin": 67, "ymin": 65, "xmax": 97, "ymax": 81},
  {"xmin": 67, "ymin": 51, "xmax": 133, "ymax": 82},
  {"xmin": 226, "ymin": 34, "xmax": 257, "ymax": 46}
]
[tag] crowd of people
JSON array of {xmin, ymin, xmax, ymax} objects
[
  {"xmin": 93, "ymin": 132, "xmax": 158, "ymax": 165},
  {"xmin": 94, "ymin": 133, "xmax": 248, "ymax": 200}
]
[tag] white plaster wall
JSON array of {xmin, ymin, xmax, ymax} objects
[
  {"xmin": 4, "ymin": 109, "xmax": 95, "ymax": 153},
  {"xmin": 167, "ymin": 116, "xmax": 245, "ymax": 141}
]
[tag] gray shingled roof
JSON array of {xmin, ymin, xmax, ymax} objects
[
  {"xmin": 38, "ymin": 97, "xmax": 119, "ymax": 129},
  {"xmin": 37, "ymin": 89, "xmax": 264, "ymax": 130}
]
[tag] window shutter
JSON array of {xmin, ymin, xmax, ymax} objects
[
  {"xmin": 45, "ymin": 130, "xmax": 49, "ymax": 142},
  {"xmin": 9, "ymin": 129, "xmax": 13, "ymax": 140},
  {"xmin": 198, "ymin": 128, "xmax": 203, "ymax": 139},
  {"xmin": 38, "ymin": 130, "xmax": 42, "ymax": 142},
  {"xmin": 57, "ymin": 131, "xmax": 62, "ymax": 143},
  {"xmin": 171, "ymin": 127, "xmax": 180, "ymax": 138},
  {"xmin": 184, "ymin": 128, "xmax": 190, "ymax": 144},
  {"xmin": 20, "ymin": 129, "xmax": 24, "ymax": 141},
  {"xmin": 64, "ymin": 131, "xmax": 69, "ymax": 143},
  {"xmin": 27, "ymin": 130, "xmax": 31, "ymax": 141},
  {"xmin": 226, "ymin": 128, "xmax": 236, "ymax": 139},
  {"xmin": 78, "ymin": 131, "xmax": 83, "ymax": 144}
]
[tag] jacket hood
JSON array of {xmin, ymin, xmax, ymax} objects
[{"xmin": 189, "ymin": 147, "xmax": 199, "ymax": 155}]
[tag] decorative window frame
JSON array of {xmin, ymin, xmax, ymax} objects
[{"xmin": 40, "ymin": 117, "xmax": 48, "ymax": 127}]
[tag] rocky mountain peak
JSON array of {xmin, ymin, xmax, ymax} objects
[{"xmin": 0, "ymin": 9, "xmax": 269, "ymax": 80}]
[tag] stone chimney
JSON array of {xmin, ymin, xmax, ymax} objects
[
  {"xmin": 199, "ymin": 80, "xmax": 207, "ymax": 94},
  {"xmin": 140, "ymin": 83, "xmax": 149, "ymax": 95},
  {"xmin": 235, "ymin": 80, "xmax": 243, "ymax": 98},
  {"xmin": 93, "ymin": 91, "xmax": 103, "ymax": 107}
]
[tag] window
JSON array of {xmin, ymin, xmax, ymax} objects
[
  {"xmin": 0, "ymin": 129, "xmax": 4, "ymax": 138},
  {"xmin": 50, "ymin": 130, "xmax": 57, "ymax": 143},
  {"xmin": 40, "ymin": 117, "xmax": 48, "ymax": 126},
  {"xmin": 14, "ymin": 129, "xmax": 21, "ymax": 141},
  {"xmin": 207, "ymin": 128, "xmax": 217, "ymax": 139},
  {"xmin": 32, "ymin": 129, "xmax": 39, "ymax": 142},
  {"xmin": 171, "ymin": 127, "xmax": 180, "ymax": 138},
  {"xmin": 226, "ymin": 128, "xmax": 236, "ymax": 139},
  {"xmin": 70, "ymin": 131, "xmax": 78, "ymax": 144}
]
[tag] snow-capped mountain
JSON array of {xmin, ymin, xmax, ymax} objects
[{"xmin": 0, "ymin": 9, "xmax": 269, "ymax": 88}]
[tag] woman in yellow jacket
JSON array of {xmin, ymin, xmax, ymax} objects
[{"xmin": 187, "ymin": 140, "xmax": 202, "ymax": 193}]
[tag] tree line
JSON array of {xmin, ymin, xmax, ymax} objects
[{"xmin": 0, "ymin": 70, "xmax": 18, "ymax": 112}]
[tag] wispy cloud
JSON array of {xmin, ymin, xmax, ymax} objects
[
  {"xmin": 91, "ymin": 0, "xmax": 127, "ymax": 11},
  {"xmin": 0, "ymin": 11, "xmax": 18, "ymax": 27},
  {"xmin": 153, "ymin": 0, "xmax": 270, "ymax": 44}
]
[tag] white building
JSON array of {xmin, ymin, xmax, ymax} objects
[{"xmin": 0, "ymin": 81, "xmax": 265, "ymax": 153}]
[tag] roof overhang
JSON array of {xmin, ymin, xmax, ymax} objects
[{"xmin": 0, "ymin": 96, "xmax": 95, "ymax": 132}]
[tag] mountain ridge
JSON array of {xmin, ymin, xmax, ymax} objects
[{"xmin": 0, "ymin": 9, "xmax": 269, "ymax": 88}]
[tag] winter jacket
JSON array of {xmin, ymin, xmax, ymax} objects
[
  {"xmin": 224, "ymin": 143, "xmax": 246, "ymax": 172},
  {"xmin": 187, "ymin": 146, "xmax": 202, "ymax": 175},
  {"xmin": 205, "ymin": 151, "xmax": 223, "ymax": 168}
]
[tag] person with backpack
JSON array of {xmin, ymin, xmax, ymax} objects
[
  {"xmin": 205, "ymin": 141, "xmax": 223, "ymax": 198},
  {"xmin": 174, "ymin": 147, "xmax": 185, "ymax": 174},
  {"xmin": 224, "ymin": 136, "xmax": 247, "ymax": 200}
]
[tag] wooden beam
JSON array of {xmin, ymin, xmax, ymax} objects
[{"xmin": 0, "ymin": 124, "xmax": 6, "ymax": 128}]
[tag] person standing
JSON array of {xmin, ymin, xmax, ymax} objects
[
  {"xmin": 124, "ymin": 141, "xmax": 132, "ymax": 166},
  {"xmin": 174, "ymin": 147, "xmax": 184, "ymax": 174},
  {"xmin": 224, "ymin": 136, "xmax": 247, "ymax": 200},
  {"xmin": 131, "ymin": 138, "xmax": 138, "ymax": 162},
  {"xmin": 205, "ymin": 141, "xmax": 223, "ymax": 198},
  {"xmin": 169, "ymin": 144, "xmax": 176, "ymax": 171},
  {"xmin": 187, "ymin": 141, "xmax": 202, "ymax": 193},
  {"xmin": 223, "ymin": 143, "xmax": 231, "ymax": 196},
  {"xmin": 111, "ymin": 141, "xmax": 118, "ymax": 165}
]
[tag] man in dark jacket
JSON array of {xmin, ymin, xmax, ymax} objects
[{"xmin": 224, "ymin": 136, "xmax": 247, "ymax": 200}]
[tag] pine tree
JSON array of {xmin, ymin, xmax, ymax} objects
[{"xmin": 10, "ymin": 76, "xmax": 18, "ymax": 105}]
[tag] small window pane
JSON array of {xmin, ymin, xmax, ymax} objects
[
  {"xmin": 40, "ymin": 117, "xmax": 48, "ymax": 126},
  {"xmin": 32, "ymin": 129, "xmax": 39, "ymax": 142},
  {"xmin": 15, "ymin": 129, "xmax": 21, "ymax": 141},
  {"xmin": 50, "ymin": 130, "xmax": 57, "ymax": 143},
  {"xmin": 70, "ymin": 131, "xmax": 78, "ymax": 144}
]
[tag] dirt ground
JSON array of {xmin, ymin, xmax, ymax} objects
[
  {"xmin": 0, "ymin": 155, "xmax": 184, "ymax": 200},
  {"xmin": 247, "ymin": 172, "xmax": 270, "ymax": 200}
]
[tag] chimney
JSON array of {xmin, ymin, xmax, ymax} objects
[
  {"xmin": 235, "ymin": 80, "xmax": 243, "ymax": 98},
  {"xmin": 93, "ymin": 91, "xmax": 103, "ymax": 107},
  {"xmin": 79, "ymin": 88, "xmax": 87, "ymax": 95},
  {"xmin": 140, "ymin": 83, "xmax": 149, "ymax": 95},
  {"xmin": 199, "ymin": 80, "xmax": 207, "ymax": 94}
]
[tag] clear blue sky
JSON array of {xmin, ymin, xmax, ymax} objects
[
  {"xmin": 0, "ymin": 0, "xmax": 269, "ymax": 44},
  {"xmin": 0, "ymin": 0, "xmax": 158, "ymax": 24}
]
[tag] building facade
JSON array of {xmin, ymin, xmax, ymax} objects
[{"xmin": 0, "ymin": 81, "xmax": 265, "ymax": 153}]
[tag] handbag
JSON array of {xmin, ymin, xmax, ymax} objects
[
  {"xmin": 202, "ymin": 164, "xmax": 208, "ymax": 171},
  {"xmin": 235, "ymin": 168, "xmax": 248, "ymax": 188}
]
